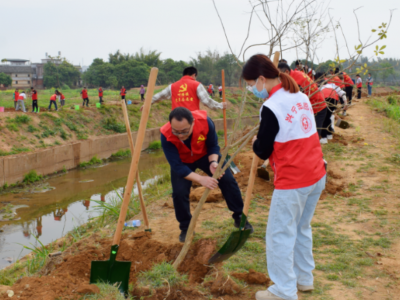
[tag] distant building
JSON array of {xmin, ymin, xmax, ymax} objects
[{"xmin": 0, "ymin": 59, "xmax": 33, "ymax": 89}]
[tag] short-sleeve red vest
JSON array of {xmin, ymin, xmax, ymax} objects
[
  {"xmin": 14, "ymin": 91, "xmax": 19, "ymax": 101},
  {"xmin": 99, "ymin": 88, "xmax": 103, "ymax": 97},
  {"xmin": 343, "ymin": 72, "xmax": 353, "ymax": 87},
  {"xmin": 81, "ymin": 90, "xmax": 88, "ymax": 99},
  {"xmin": 170, "ymin": 76, "xmax": 201, "ymax": 111},
  {"xmin": 120, "ymin": 88, "xmax": 126, "ymax": 96},
  {"xmin": 31, "ymin": 90, "xmax": 38, "ymax": 100},
  {"xmin": 160, "ymin": 110, "xmax": 209, "ymax": 164},
  {"xmin": 50, "ymin": 94, "xmax": 57, "ymax": 101},
  {"xmin": 290, "ymin": 70, "xmax": 326, "ymax": 113}
]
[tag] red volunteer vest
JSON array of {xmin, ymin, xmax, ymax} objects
[
  {"xmin": 60, "ymin": 93, "xmax": 65, "ymax": 100},
  {"xmin": 120, "ymin": 88, "xmax": 126, "ymax": 96},
  {"xmin": 160, "ymin": 110, "xmax": 209, "ymax": 164},
  {"xmin": 170, "ymin": 76, "xmax": 201, "ymax": 111},
  {"xmin": 357, "ymin": 79, "xmax": 362, "ymax": 88},
  {"xmin": 82, "ymin": 90, "xmax": 88, "ymax": 98},
  {"xmin": 263, "ymin": 85, "xmax": 326, "ymax": 189},
  {"xmin": 18, "ymin": 95, "xmax": 24, "ymax": 100},
  {"xmin": 328, "ymin": 76, "xmax": 341, "ymax": 87},
  {"xmin": 50, "ymin": 94, "xmax": 57, "ymax": 101},
  {"xmin": 290, "ymin": 70, "xmax": 326, "ymax": 113},
  {"xmin": 14, "ymin": 92, "xmax": 19, "ymax": 101},
  {"xmin": 32, "ymin": 90, "xmax": 38, "ymax": 100},
  {"xmin": 343, "ymin": 72, "xmax": 353, "ymax": 87},
  {"xmin": 99, "ymin": 88, "xmax": 103, "ymax": 97},
  {"xmin": 321, "ymin": 87, "xmax": 338, "ymax": 101}
]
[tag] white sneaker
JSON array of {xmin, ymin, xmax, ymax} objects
[
  {"xmin": 297, "ymin": 284, "xmax": 314, "ymax": 292},
  {"xmin": 320, "ymin": 138, "xmax": 328, "ymax": 144},
  {"xmin": 327, "ymin": 135, "xmax": 333, "ymax": 140},
  {"xmin": 255, "ymin": 290, "xmax": 284, "ymax": 300}
]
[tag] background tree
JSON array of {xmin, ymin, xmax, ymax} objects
[
  {"xmin": 43, "ymin": 60, "xmax": 81, "ymax": 88},
  {"xmin": 0, "ymin": 73, "xmax": 12, "ymax": 87}
]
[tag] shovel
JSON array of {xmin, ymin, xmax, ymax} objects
[
  {"xmin": 222, "ymin": 69, "xmax": 240, "ymax": 174},
  {"xmin": 90, "ymin": 68, "xmax": 158, "ymax": 295},
  {"xmin": 257, "ymin": 160, "xmax": 270, "ymax": 181},
  {"xmin": 208, "ymin": 152, "xmax": 259, "ymax": 264},
  {"xmin": 121, "ymin": 100, "xmax": 151, "ymax": 232}
]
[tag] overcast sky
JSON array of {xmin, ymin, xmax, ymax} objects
[{"xmin": 1, "ymin": 0, "xmax": 398, "ymax": 67}]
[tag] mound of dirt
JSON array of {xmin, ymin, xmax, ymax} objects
[
  {"xmin": 0, "ymin": 232, "xmax": 218, "ymax": 300},
  {"xmin": 327, "ymin": 170, "xmax": 342, "ymax": 179},
  {"xmin": 331, "ymin": 133, "xmax": 348, "ymax": 146},
  {"xmin": 232, "ymin": 269, "xmax": 271, "ymax": 285},
  {"xmin": 190, "ymin": 187, "xmax": 224, "ymax": 202}
]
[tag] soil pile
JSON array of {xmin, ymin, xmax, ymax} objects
[{"xmin": 0, "ymin": 231, "xmax": 259, "ymax": 300}]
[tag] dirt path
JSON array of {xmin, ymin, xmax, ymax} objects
[{"xmin": 2, "ymin": 93, "xmax": 400, "ymax": 300}]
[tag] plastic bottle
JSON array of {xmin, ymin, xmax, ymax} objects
[{"xmin": 124, "ymin": 220, "xmax": 141, "ymax": 227}]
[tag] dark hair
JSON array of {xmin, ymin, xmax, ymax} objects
[
  {"xmin": 356, "ymin": 74, "xmax": 360, "ymax": 77},
  {"xmin": 183, "ymin": 66, "xmax": 198, "ymax": 77},
  {"xmin": 314, "ymin": 72, "xmax": 325, "ymax": 84},
  {"xmin": 84, "ymin": 86, "xmax": 87, "ymax": 89},
  {"xmin": 242, "ymin": 54, "xmax": 299, "ymax": 93},
  {"xmin": 55, "ymin": 90, "xmax": 60, "ymax": 95},
  {"xmin": 279, "ymin": 59, "xmax": 287, "ymax": 64},
  {"xmin": 30, "ymin": 87, "xmax": 34, "ymax": 89},
  {"xmin": 278, "ymin": 62, "xmax": 291, "ymax": 73},
  {"xmin": 295, "ymin": 60, "xmax": 302, "ymax": 66},
  {"xmin": 169, "ymin": 107, "xmax": 194, "ymax": 124}
]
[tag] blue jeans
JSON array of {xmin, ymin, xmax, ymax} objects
[
  {"xmin": 48, "ymin": 100, "xmax": 57, "ymax": 110},
  {"xmin": 368, "ymin": 85, "xmax": 372, "ymax": 96},
  {"xmin": 267, "ymin": 175, "xmax": 326, "ymax": 300},
  {"xmin": 170, "ymin": 154, "xmax": 243, "ymax": 231}
]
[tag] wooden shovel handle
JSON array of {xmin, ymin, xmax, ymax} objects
[
  {"xmin": 244, "ymin": 51, "xmax": 280, "ymax": 216},
  {"xmin": 121, "ymin": 101, "xmax": 150, "ymax": 229},
  {"xmin": 222, "ymin": 70, "xmax": 228, "ymax": 147},
  {"xmin": 113, "ymin": 68, "xmax": 158, "ymax": 245}
]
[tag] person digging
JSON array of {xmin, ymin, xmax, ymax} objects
[
  {"xmin": 141, "ymin": 66, "xmax": 227, "ymax": 112},
  {"xmin": 160, "ymin": 107, "xmax": 253, "ymax": 242}
]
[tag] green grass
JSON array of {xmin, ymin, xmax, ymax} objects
[
  {"xmin": 148, "ymin": 140, "xmax": 162, "ymax": 150},
  {"xmin": 137, "ymin": 262, "xmax": 188, "ymax": 289},
  {"xmin": 111, "ymin": 149, "xmax": 131, "ymax": 158},
  {"xmin": 23, "ymin": 170, "xmax": 43, "ymax": 184},
  {"xmin": 79, "ymin": 156, "xmax": 103, "ymax": 168}
]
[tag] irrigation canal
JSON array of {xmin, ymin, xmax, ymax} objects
[{"xmin": 0, "ymin": 150, "xmax": 167, "ymax": 270}]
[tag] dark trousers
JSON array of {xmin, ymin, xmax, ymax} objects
[
  {"xmin": 171, "ymin": 154, "xmax": 244, "ymax": 231},
  {"xmin": 314, "ymin": 107, "xmax": 327, "ymax": 138},
  {"xmin": 48, "ymin": 100, "xmax": 57, "ymax": 110},
  {"xmin": 140, "ymin": 94, "xmax": 144, "ymax": 100},
  {"xmin": 345, "ymin": 86, "xmax": 353, "ymax": 104},
  {"xmin": 99, "ymin": 96, "xmax": 103, "ymax": 103},
  {"xmin": 357, "ymin": 88, "xmax": 362, "ymax": 99},
  {"xmin": 219, "ymin": 91, "xmax": 222, "ymax": 97},
  {"xmin": 321, "ymin": 98, "xmax": 336, "ymax": 138},
  {"xmin": 32, "ymin": 100, "xmax": 38, "ymax": 112},
  {"xmin": 82, "ymin": 98, "xmax": 89, "ymax": 107}
]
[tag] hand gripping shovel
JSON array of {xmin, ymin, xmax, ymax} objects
[
  {"xmin": 121, "ymin": 100, "xmax": 151, "ymax": 232},
  {"xmin": 90, "ymin": 68, "xmax": 158, "ymax": 295},
  {"xmin": 208, "ymin": 152, "xmax": 259, "ymax": 264},
  {"xmin": 222, "ymin": 69, "xmax": 240, "ymax": 174}
]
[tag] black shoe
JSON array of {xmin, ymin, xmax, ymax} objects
[
  {"xmin": 234, "ymin": 218, "xmax": 254, "ymax": 233},
  {"xmin": 179, "ymin": 230, "xmax": 195, "ymax": 243}
]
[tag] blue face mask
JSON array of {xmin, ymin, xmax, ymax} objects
[{"xmin": 252, "ymin": 78, "xmax": 269, "ymax": 99}]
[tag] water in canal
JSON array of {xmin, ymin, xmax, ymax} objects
[{"xmin": 0, "ymin": 150, "xmax": 167, "ymax": 270}]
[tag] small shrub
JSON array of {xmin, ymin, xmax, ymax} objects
[
  {"xmin": 23, "ymin": 170, "xmax": 43, "ymax": 184},
  {"xmin": 14, "ymin": 115, "xmax": 31, "ymax": 124},
  {"xmin": 148, "ymin": 140, "xmax": 161, "ymax": 150},
  {"xmin": 60, "ymin": 130, "xmax": 68, "ymax": 140},
  {"xmin": 27, "ymin": 125, "xmax": 38, "ymax": 133},
  {"xmin": 228, "ymin": 98, "xmax": 237, "ymax": 104},
  {"xmin": 217, "ymin": 130, "xmax": 224, "ymax": 137},
  {"xmin": 61, "ymin": 83, "xmax": 70, "ymax": 90},
  {"xmin": 387, "ymin": 95, "xmax": 398, "ymax": 105},
  {"xmin": 6, "ymin": 123, "xmax": 19, "ymax": 132},
  {"xmin": 111, "ymin": 149, "xmax": 131, "ymax": 158}
]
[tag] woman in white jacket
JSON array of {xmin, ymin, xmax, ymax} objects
[{"xmin": 242, "ymin": 54, "xmax": 326, "ymax": 300}]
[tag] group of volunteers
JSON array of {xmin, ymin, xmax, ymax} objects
[{"xmin": 148, "ymin": 61, "xmax": 325, "ymax": 300}]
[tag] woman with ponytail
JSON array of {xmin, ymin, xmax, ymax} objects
[{"xmin": 242, "ymin": 54, "xmax": 326, "ymax": 300}]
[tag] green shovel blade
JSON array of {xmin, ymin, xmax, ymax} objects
[
  {"xmin": 208, "ymin": 214, "xmax": 251, "ymax": 264},
  {"xmin": 90, "ymin": 245, "xmax": 131, "ymax": 295},
  {"xmin": 226, "ymin": 154, "xmax": 240, "ymax": 174}
]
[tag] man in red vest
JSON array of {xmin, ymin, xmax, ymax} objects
[
  {"xmin": 30, "ymin": 87, "xmax": 38, "ymax": 113},
  {"xmin": 120, "ymin": 86, "xmax": 126, "ymax": 104},
  {"xmin": 278, "ymin": 63, "xmax": 327, "ymax": 138},
  {"xmin": 356, "ymin": 74, "xmax": 362, "ymax": 99},
  {"xmin": 80, "ymin": 87, "xmax": 89, "ymax": 107},
  {"xmin": 14, "ymin": 88, "xmax": 19, "ymax": 109},
  {"xmin": 161, "ymin": 107, "xmax": 253, "ymax": 242},
  {"xmin": 147, "ymin": 66, "xmax": 227, "ymax": 112},
  {"xmin": 342, "ymin": 71, "xmax": 354, "ymax": 104},
  {"xmin": 98, "ymin": 86, "xmax": 103, "ymax": 103}
]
